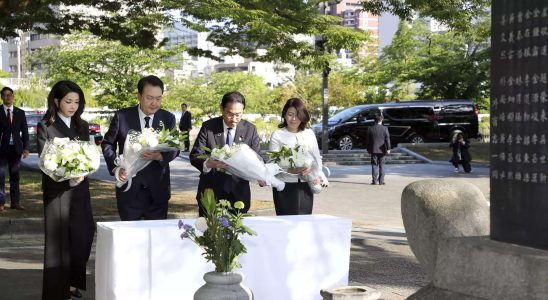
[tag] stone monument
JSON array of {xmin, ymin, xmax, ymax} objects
[
  {"xmin": 404, "ymin": 1, "xmax": 548, "ymax": 299},
  {"xmin": 490, "ymin": 0, "xmax": 548, "ymax": 250}
]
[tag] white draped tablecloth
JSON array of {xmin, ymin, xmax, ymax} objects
[{"xmin": 95, "ymin": 214, "xmax": 352, "ymax": 300}]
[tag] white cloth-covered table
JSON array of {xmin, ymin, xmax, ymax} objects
[{"xmin": 95, "ymin": 214, "xmax": 352, "ymax": 300}]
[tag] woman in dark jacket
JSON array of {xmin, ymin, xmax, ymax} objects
[
  {"xmin": 450, "ymin": 132, "xmax": 472, "ymax": 173},
  {"xmin": 38, "ymin": 80, "xmax": 94, "ymax": 300}
]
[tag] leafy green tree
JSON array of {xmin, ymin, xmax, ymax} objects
[
  {"xmin": 364, "ymin": 18, "xmax": 490, "ymax": 101},
  {"xmin": 361, "ymin": 0, "xmax": 491, "ymax": 33},
  {"xmin": 164, "ymin": 72, "xmax": 272, "ymax": 117},
  {"xmin": 12, "ymin": 77, "xmax": 49, "ymax": 109},
  {"xmin": 29, "ymin": 33, "xmax": 184, "ymax": 109},
  {"xmin": 2, "ymin": 1, "xmax": 368, "ymax": 68}
]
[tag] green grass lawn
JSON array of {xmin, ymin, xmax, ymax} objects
[
  {"xmin": 405, "ymin": 142, "xmax": 490, "ymax": 165},
  {"xmin": 2, "ymin": 168, "xmax": 273, "ymax": 219}
]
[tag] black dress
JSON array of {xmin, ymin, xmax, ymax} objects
[{"xmin": 37, "ymin": 119, "xmax": 95, "ymax": 300}]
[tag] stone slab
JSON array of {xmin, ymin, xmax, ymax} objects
[{"xmin": 434, "ymin": 236, "xmax": 548, "ymax": 300}]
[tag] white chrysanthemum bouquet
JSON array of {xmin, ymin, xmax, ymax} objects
[
  {"xmin": 115, "ymin": 125, "xmax": 187, "ymax": 191},
  {"xmin": 267, "ymin": 144, "xmax": 329, "ymax": 194},
  {"xmin": 199, "ymin": 143, "xmax": 286, "ymax": 191},
  {"xmin": 267, "ymin": 144, "xmax": 313, "ymax": 174},
  {"xmin": 39, "ymin": 137, "xmax": 101, "ymax": 182}
]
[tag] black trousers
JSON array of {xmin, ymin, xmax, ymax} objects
[
  {"xmin": 452, "ymin": 159, "xmax": 472, "ymax": 173},
  {"xmin": 42, "ymin": 182, "xmax": 94, "ymax": 300},
  {"xmin": 371, "ymin": 153, "xmax": 386, "ymax": 184},
  {"xmin": 181, "ymin": 128, "xmax": 190, "ymax": 151},
  {"xmin": 117, "ymin": 184, "xmax": 168, "ymax": 221},
  {"xmin": 272, "ymin": 181, "xmax": 313, "ymax": 215},
  {"xmin": 0, "ymin": 145, "xmax": 22, "ymax": 205}
]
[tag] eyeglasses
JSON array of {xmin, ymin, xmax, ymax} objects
[
  {"xmin": 226, "ymin": 112, "xmax": 243, "ymax": 119},
  {"xmin": 2, "ymin": 93, "xmax": 13, "ymax": 97}
]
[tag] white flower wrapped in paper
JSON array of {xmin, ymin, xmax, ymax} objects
[
  {"xmin": 115, "ymin": 127, "xmax": 187, "ymax": 191},
  {"xmin": 207, "ymin": 144, "xmax": 285, "ymax": 191},
  {"xmin": 39, "ymin": 137, "xmax": 101, "ymax": 182},
  {"xmin": 267, "ymin": 143, "xmax": 329, "ymax": 194}
]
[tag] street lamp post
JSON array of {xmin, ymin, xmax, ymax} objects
[
  {"xmin": 15, "ymin": 36, "xmax": 21, "ymax": 80},
  {"xmin": 321, "ymin": 63, "xmax": 331, "ymax": 154},
  {"xmin": 317, "ymin": 0, "xmax": 342, "ymax": 154}
]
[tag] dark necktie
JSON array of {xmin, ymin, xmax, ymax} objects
[
  {"xmin": 144, "ymin": 116, "xmax": 150, "ymax": 128},
  {"xmin": 226, "ymin": 128, "xmax": 233, "ymax": 146},
  {"xmin": 7, "ymin": 109, "xmax": 11, "ymax": 127}
]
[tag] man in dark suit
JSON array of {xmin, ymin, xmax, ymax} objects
[
  {"xmin": 102, "ymin": 76, "xmax": 179, "ymax": 220},
  {"xmin": 366, "ymin": 114, "xmax": 391, "ymax": 185},
  {"xmin": 189, "ymin": 91, "xmax": 261, "ymax": 216},
  {"xmin": 0, "ymin": 87, "xmax": 29, "ymax": 212},
  {"xmin": 178, "ymin": 103, "xmax": 192, "ymax": 152}
]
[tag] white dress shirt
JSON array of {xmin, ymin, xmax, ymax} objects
[{"xmin": 57, "ymin": 113, "xmax": 72, "ymax": 128}]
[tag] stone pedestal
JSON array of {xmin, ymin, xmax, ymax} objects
[
  {"xmin": 410, "ymin": 236, "xmax": 548, "ymax": 300},
  {"xmin": 320, "ymin": 286, "xmax": 381, "ymax": 300}
]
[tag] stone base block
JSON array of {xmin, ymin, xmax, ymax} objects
[
  {"xmin": 408, "ymin": 284, "xmax": 485, "ymax": 300},
  {"xmin": 432, "ymin": 236, "xmax": 548, "ymax": 300},
  {"xmin": 320, "ymin": 286, "xmax": 381, "ymax": 300}
]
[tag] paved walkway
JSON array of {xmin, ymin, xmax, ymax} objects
[{"xmin": 0, "ymin": 153, "xmax": 490, "ymax": 299}]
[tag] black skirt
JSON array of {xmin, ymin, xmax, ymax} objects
[{"xmin": 272, "ymin": 181, "xmax": 313, "ymax": 215}]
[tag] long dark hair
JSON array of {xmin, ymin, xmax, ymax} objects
[
  {"xmin": 44, "ymin": 80, "xmax": 86, "ymax": 134},
  {"xmin": 278, "ymin": 98, "xmax": 310, "ymax": 131}
]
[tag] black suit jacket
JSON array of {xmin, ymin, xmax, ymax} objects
[
  {"xmin": 37, "ymin": 119, "xmax": 90, "ymax": 190},
  {"xmin": 0, "ymin": 105, "xmax": 29, "ymax": 155},
  {"xmin": 101, "ymin": 106, "xmax": 178, "ymax": 204},
  {"xmin": 179, "ymin": 110, "xmax": 192, "ymax": 131},
  {"xmin": 189, "ymin": 117, "xmax": 260, "ymax": 205},
  {"xmin": 366, "ymin": 123, "xmax": 391, "ymax": 154}
]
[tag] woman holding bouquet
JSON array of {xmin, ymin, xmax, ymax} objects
[
  {"xmin": 37, "ymin": 80, "xmax": 94, "ymax": 300},
  {"xmin": 269, "ymin": 98, "xmax": 326, "ymax": 215}
]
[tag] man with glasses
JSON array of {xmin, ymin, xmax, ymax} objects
[
  {"xmin": 0, "ymin": 87, "xmax": 29, "ymax": 211},
  {"xmin": 190, "ymin": 91, "xmax": 261, "ymax": 216}
]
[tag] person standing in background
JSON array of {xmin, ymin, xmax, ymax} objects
[
  {"xmin": 0, "ymin": 87, "xmax": 29, "ymax": 212},
  {"xmin": 178, "ymin": 103, "xmax": 192, "ymax": 152},
  {"xmin": 450, "ymin": 132, "xmax": 472, "ymax": 173},
  {"xmin": 366, "ymin": 114, "xmax": 391, "ymax": 185}
]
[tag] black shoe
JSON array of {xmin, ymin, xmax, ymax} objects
[
  {"xmin": 70, "ymin": 288, "xmax": 82, "ymax": 298},
  {"xmin": 371, "ymin": 181, "xmax": 377, "ymax": 185},
  {"xmin": 379, "ymin": 182, "xmax": 386, "ymax": 185}
]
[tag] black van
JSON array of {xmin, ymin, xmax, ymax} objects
[
  {"xmin": 312, "ymin": 100, "xmax": 479, "ymax": 150},
  {"xmin": 312, "ymin": 102, "xmax": 440, "ymax": 150},
  {"xmin": 428, "ymin": 99, "xmax": 479, "ymax": 141}
]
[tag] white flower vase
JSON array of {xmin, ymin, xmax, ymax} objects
[{"xmin": 194, "ymin": 271, "xmax": 253, "ymax": 300}]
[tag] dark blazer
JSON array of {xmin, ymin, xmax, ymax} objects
[
  {"xmin": 101, "ymin": 106, "xmax": 179, "ymax": 208},
  {"xmin": 189, "ymin": 117, "xmax": 260, "ymax": 213},
  {"xmin": 0, "ymin": 105, "xmax": 29, "ymax": 155},
  {"xmin": 179, "ymin": 110, "xmax": 192, "ymax": 131},
  {"xmin": 450, "ymin": 139, "xmax": 471, "ymax": 162},
  {"xmin": 366, "ymin": 123, "xmax": 391, "ymax": 154}
]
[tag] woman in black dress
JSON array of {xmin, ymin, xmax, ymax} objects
[{"xmin": 38, "ymin": 80, "xmax": 94, "ymax": 300}]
